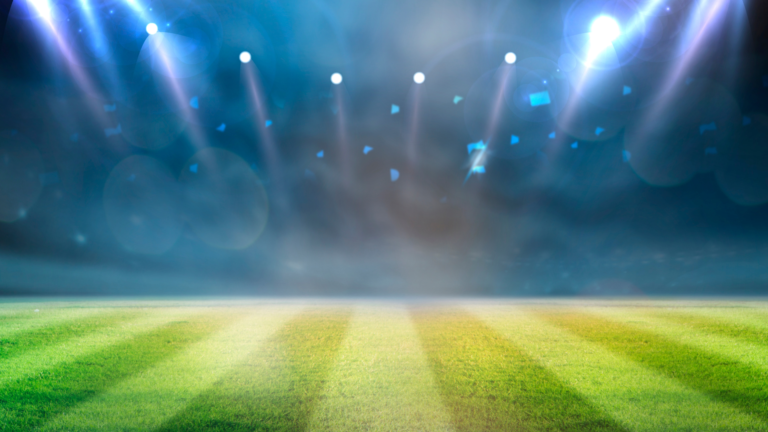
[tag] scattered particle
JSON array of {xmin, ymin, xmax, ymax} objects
[
  {"xmin": 127, "ymin": 174, "xmax": 136, "ymax": 181},
  {"xmin": 510, "ymin": 135, "xmax": 520, "ymax": 145},
  {"xmin": 595, "ymin": 127, "xmax": 605, "ymax": 136},
  {"xmin": 39, "ymin": 171, "xmax": 60, "ymax": 186},
  {"xmin": 317, "ymin": 150, "xmax": 324, "ymax": 158},
  {"xmin": 103, "ymin": 104, "xmax": 116, "ymax": 112},
  {"xmin": 390, "ymin": 169, "xmax": 399, "ymax": 182},
  {"xmin": 571, "ymin": 142, "xmax": 578, "ymax": 149},
  {"xmin": 74, "ymin": 233, "xmax": 87, "ymax": 245},
  {"xmin": 548, "ymin": 131, "xmax": 556, "ymax": 139},
  {"xmin": 391, "ymin": 104, "xmax": 400, "ymax": 115},
  {"xmin": 705, "ymin": 147, "xmax": 717, "ymax": 155},
  {"xmin": 467, "ymin": 140, "xmax": 487, "ymax": 154},
  {"xmin": 265, "ymin": 120, "xmax": 272, "ymax": 128},
  {"xmin": 623, "ymin": 86, "xmax": 632, "ymax": 96},
  {"xmin": 453, "ymin": 95, "xmax": 463, "ymax": 104},
  {"xmin": 189, "ymin": 163, "xmax": 198, "ymax": 173},
  {"xmin": 18, "ymin": 208, "xmax": 27, "ymax": 219},
  {"xmin": 363, "ymin": 146, "xmax": 373, "ymax": 154},
  {"xmin": 529, "ymin": 91, "xmax": 551, "ymax": 107},
  {"xmin": 622, "ymin": 150, "xmax": 631, "ymax": 162},
  {"xmin": 189, "ymin": 96, "xmax": 199, "ymax": 109},
  {"xmin": 104, "ymin": 124, "xmax": 122, "ymax": 137},
  {"xmin": 699, "ymin": 122, "xmax": 717, "ymax": 135},
  {"xmin": 743, "ymin": 116, "xmax": 751, "ymax": 126},
  {"xmin": 216, "ymin": 123, "xmax": 226, "ymax": 132}
]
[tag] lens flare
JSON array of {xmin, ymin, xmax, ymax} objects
[
  {"xmin": 413, "ymin": 72, "xmax": 425, "ymax": 84},
  {"xmin": 331, "ymin": 72, "xmax": 343, "ymax": 84},
  {"xmin": 239, "ymin": 51, "xmax": 252, "ymax": 63},
  {"xmin": 146, "ymin": 23, "xmax": 158, "ymax": 35},
  {"xmin": 590, "ymin": 16, "xmax": 621, "ymax": 51}
]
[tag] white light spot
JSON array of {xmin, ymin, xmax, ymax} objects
[
  {"xmin": 590, "ymin": 16, "xmax": 621, "ymax": 50},
  {"xmin": 413, "ymin": 72, "xmax": 425, "ymax": 84},
  {"xmin": 331, "ymin": 73, "xmax": 343, "ymax": 85},
  {"xmin": 504, "ymin": 52, "xmax": 517, "ymax": 64},
  {"xmin": 239, "ymin": 51, "xmax": 251, "ymax": 63},
  {"xmin": 146, "ymin": 23, "xmax": 158, "ymax": 35}
]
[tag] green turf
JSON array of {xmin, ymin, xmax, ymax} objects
[{"xmin": 0, "ymin": 300, "xmax": 767, "ymax": 432}]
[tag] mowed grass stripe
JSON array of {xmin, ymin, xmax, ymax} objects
[
  {"xmin": 0, "ymin": 310, "xmax": 240, "ymax": 431},
  {"xmin": 0, "ymin": 309, "xmax": 146, "ymax": 361},
  {"xmin": 40, "ymin": 306, "xmax": 301, "ymax": 432},
  {"xmin": 157, "ymin": 307, "xmax": 352, "ymax": 432},
  {"xmin": 0, "ymin": 308, "xmax": 107, "ymax": 340},
  {"xmin": 308, "ymin": 305, "xmax": 453, "ymax": 432},
  {"xmin": 641, "ymin": 309, "xmax": 768, "ymax": 348},
  {"xmin": 469, "ymin": 305, "xmax": 767, "ymax": 432},
  {"xmin": 411, "ymin": 308, "xmax": 628, "ymax": 432},
  {"xmin": 0, "ymin": 308, "xmax": 194, "ymax": 387},
  {"xmin": 540, "ymin": 310, "xmax": 768, "ymax": 422}
]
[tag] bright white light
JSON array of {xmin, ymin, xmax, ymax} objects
[
  {"xmin": 590, "ymin": 16, "xmax": 621, "ymax": 50},
  {"xmin": 146, "ymin": 23, "xmax": 158, "ymax": 35},
  {"xmin": 239, "ymin": 51, "xmax": 251, "ymax": 63},
  {"xmin": 504, "ymin": 52, "xmax": 517, "ymax": 64},
  {"xmin": 331, "ymin": 73, "xmax": 342, "ymax": 85},
  {"xmin": 413, "ymin": 72, "xmax": 425, "ymax": 84}
]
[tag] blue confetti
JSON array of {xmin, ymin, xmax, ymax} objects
[
  {"xmin": 390, "ymin": 169, "xmax": 399, "ymax": 182},
  {"xmin": 104, "ymin": 124, "xmax": 122, "ymax": 137},
  {"xmin": 548, "ymin": 131, "xmax": 556, "ymax": 139},
  {"xmin": 317, "ymin": 150, "xmax": 324, "ymax": 158},
  {"xmin": 363, "ymin": 146, "xmax": 373, "ymax": 154},
  {"xmin": 471, "ymin": 165, "xmax": 485, "ymax": 174},
  {"xmin": 699, "ymin": 122, "xmax": 717, "ymax": 135},
  {"xmin": 216, "ymin": 123, "xmax": 226, "ymax": 132},
  {"xmin": 622, "ymin": 150, "xmax": 631, "ymax": 162},
  {"xmin": 595, "ymin": 127, "xmax": 605, "ymax": 136},
  {"xmin": 189, "ymin": 96, "xmax": 199, "ymax": 109},
  {"xmin": 127, "ymin": 174, "xmax": 136, "ymax": 182},
  {"xmin": 705, "ymin": 147, "xmax": 717, "ymax": 155},
  {"xmin": 391, "ymin": 104, "xmax": 400, "ymax": 114},
  {"xmin": 510, "ymin": 135, "xmax": 520, "ymax": 145},
  {"xmin": 467, "ymin": 140, "xmax": 487, "ymax": 154},
  {"xmin": 189, "ymin": 163, "xmax": 198, "ymax": 173},
  {"xmin": 623, "ymin": 85, "xmax": 632, "ymax": 96},
  {"xmin": 529, "ymin": 91, "xmax": 551, "ymax": 107},
  {"xmin": 265, "ymin": 120, "xmax": 272, "ymax": 128},
  {"xmin": 571, "ymin": 142, "xmax": 578, "ymax": 149},
  {"xmin": 453, "ymin": 95, "xmax": 463, "ymax": 104},
  {"xmin": 743, "ymin": 116, "xmax": 751, "ymax": 126},
  {"xmin": 103, "ymin": 104, "xmax": 116, "ymax": 112}
]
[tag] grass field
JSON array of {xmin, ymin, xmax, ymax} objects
[{"xmin": 1, "ymin": 299, "xmax": 767, "ymax": 431}]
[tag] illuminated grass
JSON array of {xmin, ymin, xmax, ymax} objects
[{"xmin": 1, "ymin": 300, "xmax": 767, "ymax": 432}]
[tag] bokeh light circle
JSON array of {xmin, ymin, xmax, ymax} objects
[
  {"xmin": 0, "ymin": 131, "xmax": 44, "ymax": 223},
  {"xmin": 104, "ymin": 155, "xmax": 184, "ymax": 254},
  {"xmin": 414, "ymin": 72, "xmax": 425, "ymax": 84},
  {"xmin": 180, "ymin": 148, "xmax": 269, "ymax": 249},
  {"xmin": 331, "ymin": 72, "xmax": 343, "ymax": 84},
  {"xmin": 146, "ymin": 23, "xmax": 158, "ymax": 35},
  {"xmin": 504, "ymin": 52, "xmax": 517, "ymax": 64},
  {"xmin": 239, "ymin": 51, "xmax": 251, "ymax": 63}
]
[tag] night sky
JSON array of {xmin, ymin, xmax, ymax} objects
[{"xmin": 1, "ymin": 0, "xmax": 767, "ymax": 296}]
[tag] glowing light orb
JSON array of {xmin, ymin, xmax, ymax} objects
[
  {"xmin": 504, "ymin": 52, "xmax": 517, "ymax": 64},
  {"xmin": 413, "ymin": 72, "xmax": 425, "ymax": 84},
  {"xmin": 589, "ymin": 16, "xmax": 620, "ymax": 50},
  {"xmin": 146, "ymin": 23, "xmax": 158, "ymax": 35},
  {"xmin": 239, "ymin": 51, "xmax": 251, "ymax": 63},
  {"xmin": 331, "ymin": 73, "xmax": 342, "ymax": 85}
]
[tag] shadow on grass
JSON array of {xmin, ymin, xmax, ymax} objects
[
  {"xmin": 0, "ymin": 310, "xmax": 146, "ymax": 361},
  {"xmin": 541, "ymin": 311, "xmax": 768, "ymax": 422},
  {"xmin": 157, "ymin": 308, "xmax": 352, "ymax": 432},
  {"xmin": 411, "ymin": 308, "xmax": 628, "ymax": 432},
  {"xmin": 0, "ymin": 312, "xmax": 237, "ymax": 431}
]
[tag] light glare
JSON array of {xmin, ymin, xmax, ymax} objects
[
  {"xmin": 504, "ymin": 52, "xmax": 517, "ymax": 64},
  {"xmin": 413, "ymin": 72, "xmax": 425, "ymax": 84},
  {"xmin": 590, "ymin": 16, "xmax": 621, "ymax": 49},
  {"xmin": 146, "ymin": 23, "xmax": 158, "ymax": 35},
  {"xmin": 239, "ymin": 51, "xmax": 251, "ymax": 63},
  {"xmin": 331, "ymin": 73, "xmax": 342, "ymax": 85}
]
